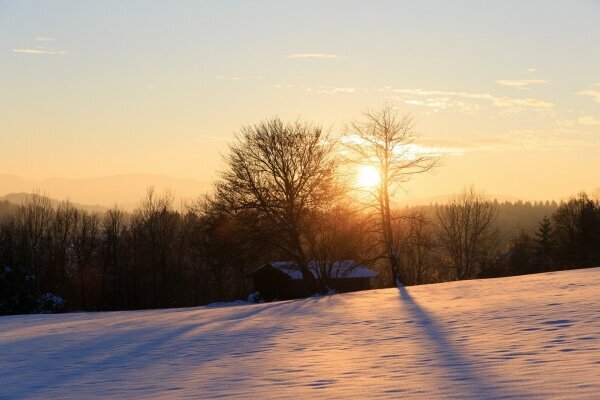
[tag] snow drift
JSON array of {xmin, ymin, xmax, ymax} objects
[{"xmin": 1, "ymin": 268, "xmax": 599, "ymax": 399}]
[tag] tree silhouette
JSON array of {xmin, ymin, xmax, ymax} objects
[
  {"xmin": 214, "ymin": 118, "xmax": 340, "ymax": 293},
  {"xmin": 533, "ymin": 216, "xmax": 555, "ymax": 272},
  {"xmin": 435, "ymin": 187, "xmax": 498, "ymax": 279},
  {"xmin": 343, "ymin": 105, "xmax": 438, "ymax": 286}
]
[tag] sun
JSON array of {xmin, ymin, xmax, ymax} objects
[{"xmin": 356, "ymin": 165, "xmax": 381, "ymax": 189}]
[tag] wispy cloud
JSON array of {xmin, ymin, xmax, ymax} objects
[
  {"xmin": 400, "ymin": 135, "xmax": 575, "ymax": 156},
  {"xmin": 349, "ymin": 132, "xmax": 600, "ymax": 157},
  {"xmin": 382, "ymin": 88, "xmax": 493, "ymax": 101},
  {"xmin": 274, "ymin": 84, "xmax": 356, "ymax": 95},
  {"xmin": 309, "ymin": 86, "xmax": 355, "ymax": 94},
  {"xmin": 465, "ymin": 132, "xmax": 600, "ymax": 152},
  {"xmin": 415, "ymin": 137, "xmax": 539, "ymax": 154},
  {"xmin": 35, "ymin": 36, "xmax": 56, "ymax": 41},
  {"xmin": 496, "ymin": 79, "xmax": 547, "ymax": 88},
  {"xmin": 493, "ymin": 97, "xmax": 554, "ymax": 109},
  {"xmin": 286, "ymin": 53, "xmax": 343, "ymax": 59},
  {"xmin": 527, "ymin": 68, "xmax": 537, "ymax": 73},
  {"xmin": 215, "ymin": 75, "xmax": 263, "ymax": 81},
  {"xmin": 404, "ymin": 99, "xmax": 448, "ymax": 108},
  {"xmin": 594, "ymin": 82, "xmax": 600, "ymax": 88},
  {"xmin": 12, "ymin": 48, "xmax": 67, "ymax": 55},
  {"xmin": 578, "ymin": 89, "xmax": 600, "ymax": 103},
  {"xmin": 398, "ymin": 98, "xmax": 481, "ymax": 114},
  {"xmin": 578, "ymin": 116, "xmax": 600, "ymax": 126},
  {"xmin": 405, "ymin": 142, "xmax": 469, "ymax": 156},
  {"xmin": 381, "ymin": 87, "xmax": 554, "ymax": 113},
  {"xmin": 419, "ymin": 138, "xmax": 479, "ymax": 149}
]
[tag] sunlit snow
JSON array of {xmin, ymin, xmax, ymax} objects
[{"xmin": 1, "ymin": 268, "xmax": 599, "ymax": 399}]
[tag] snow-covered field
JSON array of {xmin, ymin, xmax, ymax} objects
[{"xmin": 2, "ymin": 269, "xmax": 600, "ymax": 399}]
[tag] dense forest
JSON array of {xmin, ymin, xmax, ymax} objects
[{"xmin": 1, "ymin": 111, "xmax": 599, "ymax": 315}]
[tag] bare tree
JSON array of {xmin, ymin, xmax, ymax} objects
[
  {"xmin": 435, "ymin": 187, "xmax": 498, "ymax": 279},
  {"xmin": 343, "ymin": 105, "xmax": 438, "ymax": 286},
  {"xmin": 132, "ymin": 188, "xmax": 179, "ymax": 306},
  {"xmin": 99, "ymin": 206, "xmax": 128, "ymax": 309},
  {"xmin": 50, "ymin": 201, "xmax": 79, "ymax": 296},
  {"xmin": 16, "ymin": 193, "xmax": 54, "ymax": 295},
  {"xmin": 553, "ymin": 193, "xmax": 600, "ymax": 268},
  {"xmin": 304, "ymin": 204, "xmax": 372, "ymax": 289},
  {"xmin": 214, "ymin": 117, "xmax": 340, "ymax": 293},
  {"xmin": 392, "ymin": 209, "xmax": 437, "ymax": 285},
  {"xmin": 72, "ymin": 211, "xmax": 100, "ymax": 309}
]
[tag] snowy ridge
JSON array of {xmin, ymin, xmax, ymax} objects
[{"xmin": 1, "ymin": 268, "xmax": 599, "ymax": 399}]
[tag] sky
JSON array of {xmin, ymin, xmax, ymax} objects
[{"xmin": 1, "ymin": 0, "xmax": 599, "ymax": 204}]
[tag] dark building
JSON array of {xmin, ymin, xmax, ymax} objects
[{"xmin": 250, "ymin": 260, "xmax": 378, "ymax": 301}]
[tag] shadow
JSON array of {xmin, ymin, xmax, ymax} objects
[
  {"xmin": 3, "ymin": 323, "xmax": 203, "ymax": 398},
  {"xmin": 397, "ymin": 286, "xmax": 533, "ymax": 399},
  {"xmin": 1, "ymin": 300, "xmax": 295, "ymax": 398}
]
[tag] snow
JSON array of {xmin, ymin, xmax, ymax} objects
[
  {"xmin": 1, "ymin": 268, "xmax": 600, "ymax": 399},
  {"xmin": 270, "ymin": 260, "xmax": 378, "ymax": 279}
]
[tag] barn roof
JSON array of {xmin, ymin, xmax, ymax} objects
[{"xmin": 267, "ymin": 260, "xmax": 378, "ymax": 280}]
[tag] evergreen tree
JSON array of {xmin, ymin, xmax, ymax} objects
[
  {"xmin": 533, "ymin": 216, "xmax": 555, "ymax": 272},
  {"xmin": 507, "ymin": 230, "xmax": 534, "ymax": 275}
]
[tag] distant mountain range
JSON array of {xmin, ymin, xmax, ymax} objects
[
  {"xmin": 0, "ymin": 193, "xmax": 106, "ymax": 213},
  {"xmin": 0, "ymin": 174, "xmax": 212, "ymax": 211}
]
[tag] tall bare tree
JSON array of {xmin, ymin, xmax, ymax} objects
[
  {"xmin": 99, "ymin": 206, "xmax": 128, "ymax": 308},
  {"xmin": 214, "ymin": 117, "xmax": 340, "ymax": 293},
  {"xmin": 305, "ymin": 204, "xmax": 372, "ymax": 289},
  {"xmin": 50, "ymin": 201, "xmax": 79, "ymax": 296},
  {"xmin": 16, "ymin": 193, "xmax": 54, "ymax": 295},
  {"xmin": 132, "ymin": 188, "xmax": 179, "ymax": 306},
  {"xmin": 72, "ymin": 211, "xmax": 100, "ymax": 309},
  {"xmin": 392, "ymin": 209, "xmax": 436, "ymax": 285},
  {"xmin": 435, "ymin": 187, "xmax": 498, "ymax": 279},
  {"xmin": 343, "ymin": 105, "xmax": 437, "ymax": 286}
]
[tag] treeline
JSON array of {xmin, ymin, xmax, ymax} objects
[
  {"xmin": 1, "ymin": 190, "xmax": 597, "ymax": 314},
  {"xmin": 390, "ymin": 192, "xmax": 599, "ymax": 285},
  {"xmin": 0, "ymin": 190, "xmax": 271, "ymax": 314},
  {"xmin": 501, "ymin": 193, "xmax": 600, "ymax": 276}
]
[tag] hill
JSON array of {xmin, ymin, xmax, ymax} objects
[
  {"xmin": 0, "ymin": 193, "xmax": 107, "ymax": 213},
  {"xmin": 1, "ymin": 269, "xmax": 599, "ymax": 399},
  {"xmin": 0, "ymin": 174, "xmax": 211, "ymax": 211}
]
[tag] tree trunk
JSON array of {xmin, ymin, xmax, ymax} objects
[{"xmin": 380, "ymin": 183, "xmax": 402, "ymax": 287}]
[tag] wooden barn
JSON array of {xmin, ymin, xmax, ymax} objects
[{"xmin": 250, "ymin": 260, "xmax": 378, "ymax": 301}]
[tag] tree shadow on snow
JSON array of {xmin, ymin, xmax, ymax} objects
[
  {"xmin": 397, "ymin": 286, "xmax": 535, "ymax": 400},
  {"xmin": 3, "ymin": 301, "xmax": 293, "ymax": 399}
]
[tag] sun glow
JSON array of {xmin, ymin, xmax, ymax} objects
[{"xmin": 356, "ymin": 165, "xmax": 381, "ymax": 188}]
